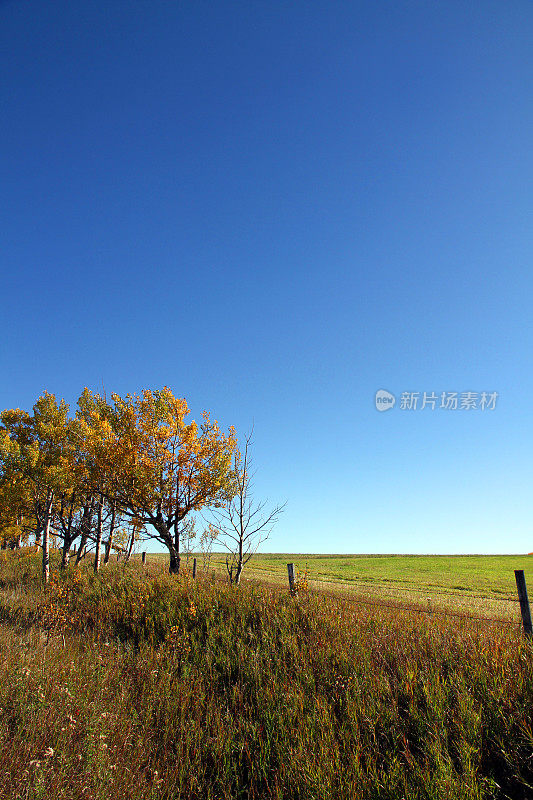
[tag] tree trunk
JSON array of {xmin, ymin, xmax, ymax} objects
[
  {"xmin": 169, "ymin": 520, "xmax": 181, "ymax": 575},
  {"xmin": 152, "ymin": 521, "xmax": 180, "ymax": 575},
  {"xmin": 94, "ymin": 497, "xmax": 103, "ymax": 573},
  {"xmin": 234, "ymin": 532, "xmax": 244, "ymax": 585},
  {"xmin": 169, "ymin": 547, "xmax": 181, "ymax": 574},
  {"xmin": 75, "ymin": 502, "xmax": 94, "ymax": 566},
  {"xmin": 125, "ymin": 526, "xmax": 135, "ymax": 562},
  {"xmin": 104, "ymin": 530, "xmax": 113, "ymax": 564},
  {"xmin": 61, "ymin": 539, "xmax": 71, "ymax": 569},
  {"xmin": 103, "ymin": 502, "xmax": 116, "ymax": 564},
  {"xmin": 42, "ymin": 491, "xmax": 53, "ymax": 585},
  {"xmin": 75, "ymin": 538, "xmax": 87, "ymax": 566}
]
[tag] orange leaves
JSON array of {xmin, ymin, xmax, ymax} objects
[
  {"xmin": 72, "ymin": 387, "xmax": 238, "ymax": 530},
  {"xmin": 1, "ymin": 393, "xmax": 78, "ymax": 510},
  {"xmin": 1, "ymin": 387, "xmax": 238, "ymax": 568}
]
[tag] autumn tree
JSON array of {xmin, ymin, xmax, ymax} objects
[
  {"xmin": 76, "ymin": 387, "xmax": 238, "ymax": 574},
  {"xmin": 55, "ymin": 492, "xmax": 99, "ymax": 569},
  {"xmin": 103, "ymin": 500, "xmax": 120, "ymax": 563},
  {"xmin": 0, "ymin": 410, "xmax": 36, "ymax": 547},
  {"xmin": 0, "ymin": 461, "xmax": 35, "ymax": 549},
  {"xmin": 74, "ymin": 390, "xmax": 130, "ymax": 573},
  {"xmin": 0, "ymin": 395, "xmax": 73, "ymax": 583}
]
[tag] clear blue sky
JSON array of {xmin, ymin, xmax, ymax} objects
[{"xmin": 1, "ymin": 1, "xmax": 532, "ymax": 553}]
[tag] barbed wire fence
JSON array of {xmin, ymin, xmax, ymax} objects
[{"xmin": 286, "ymin": 562, "xmax": 529, "ymax": 633}]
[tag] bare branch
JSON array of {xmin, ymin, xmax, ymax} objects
[{"xmin": 207, "ymin": 429, "xmax": 285, "ymax": 585}]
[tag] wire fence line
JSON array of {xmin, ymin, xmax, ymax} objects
[
  {"xmin": 316, "ymin": 581, "xmax": 521, "ymax": 603},
  {"xmin": 304, "ymin": 574, "xmax": 520, "ymax": 599},
  {"xmin": 287, "ymin": 571, "xmax": 524, "ymax": 629},
  {"xmin": 148, "ymin": 554, "xmax": 527, "ymax": 631},
  {"xmin": 335, "ymin": 592, "xmax": 520, "ymax": 627}
]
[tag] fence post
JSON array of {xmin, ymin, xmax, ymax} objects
[
  {"xmin": 287, "ymin": 563, "xmax": 296, "ymax": 595},
  {"xmin": 192, "ymin": 557, "xmax": 197, "ymax": 579},
  {"xmin": 515, "ymin": 570, "xmax": 532, "ymax": 638},
  {"xmin": 141, "ymin": 551, "xmax": 146, "ymax": 565}
]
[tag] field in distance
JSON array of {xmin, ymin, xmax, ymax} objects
[{"xmin": 146, "ymin": 552, "xmax": 531, "ymax": 622}]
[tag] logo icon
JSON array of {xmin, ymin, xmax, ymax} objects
[{"xmin": 375, "ymin": 389, "xmax": 396, "ymax": 412}]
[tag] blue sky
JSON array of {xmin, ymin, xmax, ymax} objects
[{"xmin": 1, "ymin": 1, "xmax": 532, "ymax": 553}]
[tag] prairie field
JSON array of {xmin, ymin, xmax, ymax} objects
[
  {"xmin": 1, "ymin": 550, "xmax": 533, "ymax": 800},
  {"xmin": 162, "ymin": 552, "xmax": 532, "ymax": 623}
]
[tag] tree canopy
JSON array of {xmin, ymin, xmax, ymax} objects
[{"xmin": 0, "ymin": 388, "xmax": 238, "ymax": 577}]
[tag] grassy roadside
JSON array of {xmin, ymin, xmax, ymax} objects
[{"xmin": 1, "ymin": 550, "xmax": 533, "ymax": 799}]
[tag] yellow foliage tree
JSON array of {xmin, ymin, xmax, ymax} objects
[
  {"xmin": 76, "ymin": 387, "xmax": 238, "ymax": 574},
  {"xmin": 0, "ymin": 395, "xmax": 74, "ymax": 583}
]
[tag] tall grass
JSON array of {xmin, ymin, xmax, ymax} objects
[{"xmin": 0, "ymin": 550, "xmax": 532, "ymax": 799}]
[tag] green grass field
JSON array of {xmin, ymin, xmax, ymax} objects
[{"xmin": 153, "ymin": 552, "xmax": 531, "ymax": 623}]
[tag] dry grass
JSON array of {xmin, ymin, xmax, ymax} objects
[{"xmin": 0, "ymin": 550, "xmax": 532, "ymax": 799}]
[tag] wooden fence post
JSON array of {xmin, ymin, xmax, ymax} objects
[
  {"xmin": 141, "ymin": 551, "xmax": 146, "ymax": 565},
  {"xmin": 287, "ymin": 563, "xmax": 296, "ymax": 594},
  {"xmin": 515, "ymin": 570, "xmax": 533, "ymax": 638},
  {"xmin": 192, "ymin": 557, "xmax": 197, "ymax": 579}
]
